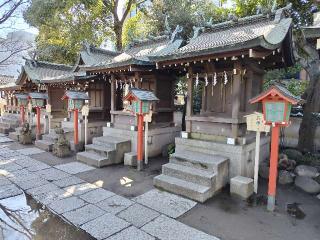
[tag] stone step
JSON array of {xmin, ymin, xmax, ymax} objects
[
  {"xmin": 153, "ymin": 174, "xmax": 214, "ymax": 203},
  {"xmin": 76, "ymin": 151, "xmax": 110, "ymax": 168},
  {"xmin": 85, "ymin": 144, "xmax": 116, "ymax": 158},
  {"xmin": 35, "ymin": 139, "xmax": 54, "ymax": 152},
  {"xmin": 171, "ymin": 150, "xmax": 227, "ymax": 172},
  {"xmin": 162, "ymin": 163, "xmax": 216, "ymax": 187},
  {"xmin": 93, "ymin": 135, "xmax": 130, "ymax": 148},
  {"xmin": 8, "ymin": 131, "xmax": 19, "ymax": 141}
]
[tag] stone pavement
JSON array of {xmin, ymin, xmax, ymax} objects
[{"xmin": 0, "ymin": 145, "xmax": 220, "ymax": 240}]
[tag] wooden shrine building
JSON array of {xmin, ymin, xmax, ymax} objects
[
  {"xmin": 150, "ymin": 5, "xmax": 295, "ymax": 202},
  {"xmin": 76, "ymin": 27, "xmax": 184, "ymax": 166}
]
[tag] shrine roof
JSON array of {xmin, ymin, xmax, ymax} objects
[
  {"xmin": 0, "ymin": 75, "xmax": 15, "ymax": 85},
  {"xmin": 29, "ymin": 92, "xmax": 48, "ymax": 99},
  {"xmin": 302, "ymin": 12, "xmax": 320, "ymax": 39},
  {"xmin": 77, "ymin": 44, "xmax": 119, "ymax": 66},
  {"xmin": 15, "ymin": 93, "xmax": 28, "ymax": 99},
  {"xmin": 250, "ymin": 84, "xmax": 301, "ymax": 104},
  {"xmin": 152, "ymin": 6, "xmax": 293, "ymax": 63},
  {"xmin": 125, "ymin": 88, "xmax": 159, "ymax": 101},
  {"xmin": 81, "ymin": 35, "xmax": 183, "ymax": 71},
  {"xmin": 17, "ymin": 59, "xmax": 74, "ymax": 84},
  {"xmin": 63, "ymin": 90, "xmax": 90, "ymax": 100}
]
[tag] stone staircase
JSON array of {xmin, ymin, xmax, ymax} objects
[
  {"xmin": 77, "ymin": 135, "xmax": 131, "ymax": 167},
  {"xmin": 0, "ymin": 114, "xmax": 20, "ymax": 134},
  {"xmin": 154, "ymin": 138, "xmax": 229, "ymax": 203},
  {"xmin": 35, "ymin": 128, "xmax": 74, "ymax": 152}
]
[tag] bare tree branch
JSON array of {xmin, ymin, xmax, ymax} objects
[{"xmin": 0, "ymin": 0, "xmax": 26, "ymax": 25}]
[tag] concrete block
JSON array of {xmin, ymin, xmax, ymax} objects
[
  {"xmin": 64, "ymin": 183, "xmax": 98, "ymax": 196},
  {"xmin": 79, "ymin": 188, "xmax": 115, "ymax": 204},
  {"xmin": 124, "ymin": 152, "xmax": 137, "ymax": 166},
  {"xmin": 52, "ymin": 176, "xmax": 85, "ymax": 188},
  {"xmin": 54, "ymin": 162, "xmax": 95, "ymax": 174},
  {"xmin": 48, "ymin": 196, "xmax": 87, "ymax": 215},
  {"xmin": 62, "ymin": 204, "xmax": 105, "ymax": 226},
  {"xmin": 134, "ymin": 189, "xmax": 197, "ymax": 219},
  {"xmin": 142, "ymin": 215, "xmax": 220, "ymax": 240},
  {"xmin": 117, "ymin": 203, "xmax": 160, "ymax": 228},
  {"xmin": 230, "ymin": 176, "xmax": 254, "ymax": 199},
  {"xmin": 108, "ymin": 226, "xmax": 155, "ymax": 240},
  {"xmin": 81, "ymin": 213, "xmax": 130, "ymax": 240},
  {"xmin": 96, "ymin": 194, "xmax": 134, "ymax": 214},
  {"xmin": 181, "ymin": 131, "xmax": 189, "ymax": 139}
]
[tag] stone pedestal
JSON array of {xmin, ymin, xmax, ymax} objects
[
  {"xmin": 230, "ymin": 176, "xmax": 254, "ymax": 199},
  {"xmin": 52, "ymin": 128, "xmax": 71, "ymax": 158}
]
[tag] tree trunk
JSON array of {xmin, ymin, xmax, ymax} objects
[
  {"xmin": 114, "ymin": 23, "xmax": 123, "ymax": 51},
  {"xmin": 298, "ymin": 67, "xmax": 320, "ymax": 153}
]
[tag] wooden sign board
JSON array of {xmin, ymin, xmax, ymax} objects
[
  {"xmin": 144, "ymin": 111, "xmax": 153, "ymax": 123},
  {"xmin": 82, "ymin": 105, "xmax": 89, "ymax": 117},
  {"xmin": 245, "ymin": 112, "xmax": 270, "ymax": 133},
  {"xmin": 46, "ymin": 104, "xmax": 51, "ymax": 113}
]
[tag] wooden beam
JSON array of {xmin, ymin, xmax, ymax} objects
[
  {"xmin": 249, "ymin": 49, "xmax": 273, "ymax": 59},
  {"xmin": 110, "ymin": 74, "xmax": 116, "ymax": 123},
  {"xmin": 186, "ymin": 67, "xmax": 193, "ymax": 133},
  {"xmin": 231, "ymin": 61, "xmax": 242, "ymax": 138}
]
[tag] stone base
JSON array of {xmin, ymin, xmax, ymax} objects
[
  {"xmin": 52, "ymin": 145, "xmax": 71, "ymax": 158},
  {"xmin": 124, "ymin": 152, "xmax": 137, "ymax": 166},
  {"xmin": 19, "ymin": 134, "xmax": 33, "ymax": 145},
  {"xmin": 230, "ymin": 176, "xmax": 254, "ymax": 199}
]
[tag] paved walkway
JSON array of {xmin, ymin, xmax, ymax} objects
[{"xmin": 0, "ymin": 144, "xmax": 220, "ymax": 240}]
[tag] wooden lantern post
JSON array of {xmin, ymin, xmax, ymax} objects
[
  {"xmin": 250, "ymin": 85, "xmax": 300, "ymax": 211},
  {"xmin": 15, "ymin": 93, "xmax": 29, "ymax": 126},
  {"xmin": 29, "ymin": 92, "xmax": 48, "ymax": 140},
  {"xmin": 123, "ymin": 88, "xmax": 159, "ymax": 171},
  {"xmin": 62, "ymin": 91, "xmax": 90, "ymax": 151}
]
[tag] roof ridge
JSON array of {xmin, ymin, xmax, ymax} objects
[
  {"xmin": 25, "ymin": 59, "xmax": 73, "ymax": 71},
  {"xmin": 127, "ymin": 35, "xmax": 169, "ymax": 49},
  {"xmin": 203, "ymin": 14, "xmax": 271, "ymax": 34},
  {"xmin": 87, "ymin": 45, "xmax": 120, "ymax": 56}
]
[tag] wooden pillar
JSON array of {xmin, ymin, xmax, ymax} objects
[
  {"xmin": 110, "ymin": 74, "xmax": 116, "ymax": 123},
  {"xmin": 186, "ymin": 68, "xmax": 193, "ymax": 133},
  {"xmin": 232, "ymin": 62, "xmax": 242, "ymax": 138},
  {"xmin": 74, "ymin": 108, "xmax": 79, "ymax": 145},
  {"xmin": 134, "ymin": 72, "xmax": 140, "ymax": 88},
  {"xmin": 36, "ymin": 107, "xmax": 41, "ymax": 140}
]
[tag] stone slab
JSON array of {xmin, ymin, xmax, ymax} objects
[
  {"xmin": 14, "ymin": 156, "xmax": 41, "ymax": 167},
  {"xmin": 62, "ymin": 204, "xmax": 105, "ymax": 226},
  {"xmin": 0, "ymin": 162, "xmax": 24, "ymax": 172},
  {"xmin": 35, "ymin": 168, "xmax": 70, "ymax": 181},
  {"xmin": 134, "ymin": 189, "xmax": 197, "ymax": 218},
  {"xmin": 0, "ymin": 137, "xmax": 14, "ymax": 143},
  {"xmin": 81, "ymin": 213, "xmax": 130, "ymax": 240},
  {"xmin": 0, "ymin": 177, "xmax": 11, "ymax": 186},
  {"xmin": 142, "ymin": 215, "xmax": 220, "ymax": 240},
  {"xmin": 117, "ymin": 203, "xmax": 160, "ymax": 228},
  {"xmin": 33, "ymin": 189, "xmax": 71, "ymax": 205},
  {"xmin": 0, "ymin": 184, "xmax": 22, "ymax": 199},
  {"xmin": 48, "ymin": 196, "xmax": 87, "ymax": 215},
  {"xmin": 27, "ymin": 183, "xmax": 60, "ymax": 196},
  {"xmin": 107, "ymin": 226, "xmax": 155, "ymax": 240},
  {"xmin": 26, "ymin": 162, "xmax": 51, "ymax": 172},
  {"xmin": 54, "ymin": 162, "xmax": 95, "ymax": 174},
  {"xmin": 52, "ymin": 176, "xmax": 85, "ymax": 188},
  {"xmin": 16, "ymin": 147, "xmax": 45, "ymax": 155},
  {"xmin": 96, "ymin": 195, "xmax": 134, "ymax": 214},
  {"xmin": 79, "ymin": 188, "xmax": 115, "ymax": 204},
  {"xmin": 15, "ymin": 177, "xmax": 49, "ymax": 190},
  {"xmin": 64, "ymin": 183, "xmax": 98, "ymax": 196}
]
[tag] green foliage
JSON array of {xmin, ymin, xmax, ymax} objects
[
  {"xmin": 233, "ymin": 0, "xmax": 318, "ymax": 27},
  {"xmin": 122, "ymin": 11, "xmax": 148, "ymax": 47},
  {"xmin": 141, "ymin": 0, "xmax": 230, "ymax": 40},
  {"xmin": 263, "ymin": 64, "xmax": 307, "ymax": 96},
  {"xmin": 24, "ymin": 0, "xmax": 112, "ymax": 64}
]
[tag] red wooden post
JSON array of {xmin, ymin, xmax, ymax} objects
[
  {"xmin": 267, "ymin": 125, "xmax": 280, "ymax": 211},
  {"xmin": 137, "ymin": 113, "xmax": 144, "ymax": 171},
  {"xmin": 20, "ymin": 106, "xmax": 25, "ymax": 125},
  {"xmin": 74, "ymin": 109, "xmax": 79, "ymax": 145},
  {"xmin": 36, "ymin": 107, "xmax": 41, "ymax": 139}
]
